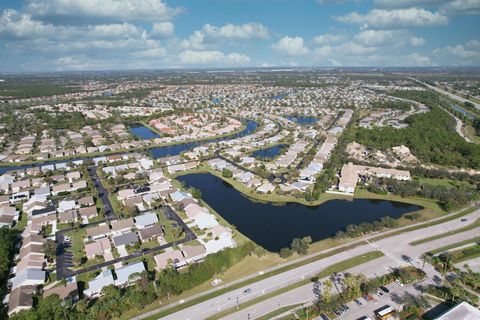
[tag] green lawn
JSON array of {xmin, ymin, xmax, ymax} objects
[
  {"xmin": 255, "ymin": 304, "xmax": 303, "ymax": 320},
  {"xmin": 416, "ymin": 177, "xmax": 474, "ymax": 189}
]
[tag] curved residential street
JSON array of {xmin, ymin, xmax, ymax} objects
[{"xmin": 135, "ymin": 208, "xmax": 480, "ymax": 320}]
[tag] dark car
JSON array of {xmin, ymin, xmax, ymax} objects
[
  {"xmin": 355, "ymin": 299, "xmax": 363, "ymax": 306},
  {"xmin": 319, "ymin": 314, "xmax": 330, "ymax": 320},
  {"xmin": 461, "ymin": 218, "xmax": 468, "ymax": 222},
  {"xmin": 380, "ymin": 286, "xmax": 390, "ymax": 293}
]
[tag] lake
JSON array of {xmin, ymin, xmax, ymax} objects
[
  {"xmin": 149, "ymin": 119, "xmax": 258, "ymax": 159},
  {"xmin": 130, "ymin": 124, "xmax": 161, "ymax": 140},
  {"xmin": 251, "ymin": 144, "xmax": 288, "ymax": 160},
  {"xmin": 178, "ymin": 173, "xmax": 422, "ymax": 252},
  {"xmin": 286, "ymin": 116, "xmax": 318, "ymax": 125}
]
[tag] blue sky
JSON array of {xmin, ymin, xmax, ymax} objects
[{"xmin": 0, "ymin": 0, "xmax": 479, "ymax": 71}]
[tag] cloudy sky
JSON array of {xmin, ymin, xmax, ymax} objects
[{"xmin": 0, "ymin": 0, "xmax": 479, "ymax": 71}]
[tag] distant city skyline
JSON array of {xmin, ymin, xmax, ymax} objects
[{"xmin": 0, "ymin": 0, "xmax": 479, "ymax": 72}]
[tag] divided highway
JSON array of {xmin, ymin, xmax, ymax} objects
[{"xmin": 137, "ymin": 208, "xmax": 480, "ymax": 320}]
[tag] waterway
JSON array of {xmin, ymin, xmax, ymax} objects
[
  {"xmin": 149, "ymin": 119, "xmax": 258, "ymax": 159},
  {"xmin": 0, "ymin": 119, "xmax": 259, "ymax": 174},
  {"xmin": 286, "ymin": 116, "xmax": 318, "ymax": 125},
  {"xmin": 251, "ymin": 144, "xmax": 288, "ymax": 160},
  {"xmin": 130, "ymin": 124, "xmax": 161, "ymax": 140},
  {"xmin": 177, "ymin": 173, "xmax": 422, "ymax": 252}
]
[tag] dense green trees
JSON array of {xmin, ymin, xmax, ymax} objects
[
  {"xmin": 352, "ymin": 91, "xmax": 480, "ymax": 169},
  {"xmin": 0, "ymin": 228, "xmax": 19, "ymax": 318},
  {"xmin": 334, "ymin": 216, "xmax": 397, "ymax": 240},
  {"xmin": 221, "ymin": 168, "xmax": 233, "ymax": 178}
]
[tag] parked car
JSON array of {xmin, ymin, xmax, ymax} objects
[
  {"xmin": 376, "ymin": 290, "xmax": 384, "ymax": 297},
  {"xmin": 380, "ymin": 286, "xmax": 390, "ymax": 293},
  {"xmin": 363, "ymin": 294, "xmax": 374, "ymax": 301},
  {"xmin": 395, "ymin": 279, "xmax": 404, "ymax": 287},
  {"xmin": 355, "ymin": 299, "xmax": 363, "ymax": 306},
  {"xmin": 319, "ymin": 314, "xmax": 330, "ymax": 320}
]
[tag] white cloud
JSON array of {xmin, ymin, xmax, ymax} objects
[
  {"xmin": 410, "ymin": 36, "xmax": 425, "ymax": 47},
  {"xmin": 151, "ymin": 22, "xmax": 174, "ymax": 38},
  {"xmin": 354, "ymin": 29, "xmax": 425, "ymax": 47},
  {"xmin": 178, "ymin": 50, "xmax": 250, "ymax": 65},
  {"xmin": 0, "ymin": 9, "xmax": 56, "ymax": 39},
  {"xmin": 433, "ymin": 40, "xmax": 480, "ymax": 64},
  {"xmin": 373, "ymin": 0, "xmax": 449, "ymax": 8},
  {"xmin": 336, "ymin": 41, "xmax": 378, "ymax": 55},
  {"xmin": 403, "ymin": 53, "xmax": 432, "ymax": 66},
  {"xmin": 132, "ymin": 47, "xmax": 167, "ymax": 58},
  {"xmin": 25, "ymin": 0, "xmax": 182, "ymax": 22},
  {"xmin": 272, "ymin": 36, "xmax": 309, "ymax": 56},
  {"xmin": 336, "ymin": 8, "xmax": 448, "ymax": 29},
  {"xmin": 314, "ymin": 45, "xmax": 334, "ymax": 59},
  {"xmin": 180, "ymin": 30, "xmax": 205, "ymax": 50},
  {"xmin": 354, "ymin": 29, "xmax": 405, "ymax": 46},
  {"xmin": 313, "ymin": 33, "xmax": 347, "ymax": 45},
  {"xmin": 440, "ymin": 0, "xmax": 480, "ymax": 15},
  {"xmin": 202, "ymin": 23, "xmax": 268, "ymax": 40}
]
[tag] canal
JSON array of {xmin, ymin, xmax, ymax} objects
[
  {"xmin": 0, "ymin": 119, "xmax": 259, "ymax": 174},
  {"xmin": 251, "ymin": 144, "xmax": 288, "ymax": 160},
  {"xmin": 149, "ymin": 119, "xmax": 259, "ymax": 159},
  {"xmin": 130, "ymin": 124, "xmax": 161, "ymax": 140},
  {"xmin": 286, "ymin": 116, "xmax": 318, "ymax": 125},
  {"xmin": 178, "ymin": 173, "xmax": 422, "ymax": 252}
]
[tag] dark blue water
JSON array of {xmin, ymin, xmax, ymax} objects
[
  {"xmin": 0, "ymin": 119, "xmax": 259, "ymax": 174},
  {"xmin": 148, "ymin": 119, "xmax": 258, "ymax": 159},
  {"xmin": 270, "ymin": 93, "xmax": 287, "ymax": 100},
  {"xmin": 251, "ymin": 144, "xmax": 287, "ymax": 159},
  {"xmin": 286, "ymin": 116, "xmax": 318, "ymax": 125},
  {"xmin": 130, "ymin": 124, "xmax": 161, "ymax": 140},
  {"xmin": 177, "ymin": 173, "xmax": 422, "ymax": 251}
]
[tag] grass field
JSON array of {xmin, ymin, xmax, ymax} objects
[{"xmin": 255, "ymin": 303, "xmax": 303, "ymax": 320}]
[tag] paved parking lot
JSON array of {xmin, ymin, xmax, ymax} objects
[{"xmin": 337, "ymin": 281, "xmax": 422, "ymax": 320}]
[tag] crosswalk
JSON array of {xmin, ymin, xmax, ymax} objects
[{"xmin": 365, "ymin": 239, "xmax": 409, "ymax": 267}]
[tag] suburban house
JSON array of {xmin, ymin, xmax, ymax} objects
[{"xmin": 114, "ymin": 262, "xmax": 146, "ymax": 287}]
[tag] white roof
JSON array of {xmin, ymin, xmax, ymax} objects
[
  {"xmin": 135, "ymin": 212, "xmax": 158, "ymax": 227},
  {"xmin": 58, "ymin": 200, "xmax": 76, "ymax": 212},
  {"xmin": 85, "ymin": 270, "xmax": 114, "ymax": 296},
  {"xmin": 115, "ymin": 262, "xmax": 145, "ymax": 286},
  {"xmin": 435, "ymin": 302, "xmax": 480, "ymax": 320},
  {"xmin": 193, "ymin": 213, "xmax": 218, "ymax": 229},
  {"xmin": 11, "ymin": 269, "xmax": 45, "ymax": 289}
]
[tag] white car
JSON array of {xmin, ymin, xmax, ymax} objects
[{"xmin": 395, "ymin": 279, "xmax": 404, "ymax": 287}]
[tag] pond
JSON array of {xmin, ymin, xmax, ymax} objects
[
  {"xmin": 251, "ymin": 144, "xmax": 288, "ymax": 160},
  {"xmin": 177, "ymin": 173, "xmax": 422, "ymax": 252},
  {"xmin": 286, "ymin": 116, "xmax": 318, "ymax": 125},
  {"xmin": 130, "ymin": 124, "xmax": 161, "ymax": 140},
  {"xmin": 149, "ymin": 119, "xmax": 258, "ymax": 159}
]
